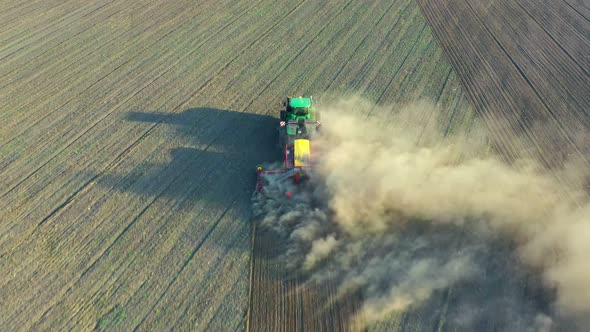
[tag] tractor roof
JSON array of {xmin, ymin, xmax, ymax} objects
[{"xmin": 289, "ymin": 97, "xmax": 312, "ymax": 108}]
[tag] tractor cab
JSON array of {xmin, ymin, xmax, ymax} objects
[
  {"xmin": 280, "ymin": 96, "xmax": 319, "ymax": 139},
  {"xmin": 279, "ymin": 96, "xmax": 318, "ymax": 148},
  {"xmin": 285, "ymin": 97, "xmax": 313, "ymax": 121}
]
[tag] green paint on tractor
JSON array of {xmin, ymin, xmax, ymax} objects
[
  {"xmin": 286, "ymin": 97, "xmax": 316, "ymax": 121},
  {"xmin": 289, "ymin": 97, "xmax": 312, "ymax": 108}
]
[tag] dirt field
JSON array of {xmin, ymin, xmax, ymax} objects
[
  {"xmin": 1, "ymin": 0, "xmax": 588, "ymax": 331},
  {"xmin": 417, "ymin": 0, "xmax": 590, "ymax": 169}
]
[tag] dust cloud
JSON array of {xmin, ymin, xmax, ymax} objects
[{"xmin": 252, "ymin": 97, "xmax": 590, "ymax": 330}]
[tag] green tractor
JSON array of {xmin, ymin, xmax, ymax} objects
[
  {"xmin": 278, "ymin": 96, "xmax": 320, "ymax": 153},
  {"xmin": 256, "ymin": 96, "xmax": 321, "ymax": 192}
]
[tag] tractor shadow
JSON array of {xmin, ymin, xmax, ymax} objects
[
  {"xmin": 113, "ymin": 107, "xmax": 279, "ymax": 203},
  {"xmin": 78, "ymin": 107, "xmax": 288, "ymax": 329},
  {"xmin": 86, "ymin": 107, "xmax": 281, "ymax": 255}
]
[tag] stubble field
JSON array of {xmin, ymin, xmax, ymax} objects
[{"xmin": 1, "ymin": 0, "xmax": 588, "ymax": 331}]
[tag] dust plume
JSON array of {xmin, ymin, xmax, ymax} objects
[{"xmin": 252, "ymin": 97, "xmax": 590, "ymax": 330}]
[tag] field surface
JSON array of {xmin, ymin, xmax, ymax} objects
[
  {"xmin": 1, "ymin": 0, "xmax": 588, "ymax": 331},
  {"xmin": 418, "ymin": 0, "xmax": 590, "ymax": 169}
]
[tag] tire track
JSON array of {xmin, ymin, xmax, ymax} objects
[
  {"xmin": 415, "ymin": 1, "xmax": 587, "ymax": 329},
  {"xmin": 133, "ymin": 207, "xmax": 230, "ymax": 331},
  {"xmin": 0, "ymin": 0, "xmax": 253, "ymax": 198},
  {"xmin": 435, "ymin": 68, "xmax": 454, "ymax": 105},
  {"xmin": 0, "ymin": 0, "xmax": 266, "ymax": 254},
  {"xmin": 3, "ymin": 0, "xmax": 328, "ymax": 326},
  {"xmin": 246, "ymin": 222, "xmax": 257, "ymax": 332},
  {"xmin": 0, "ymin": 0, "xmax": 151, "ymax": 84},
  {"xmin": 370, "ymin": 22, "xmax": 428, "ymax": 112},
  {"xmin": 0, "ymin": 0, "xmax": 206, "ymax": 131},
  {"xmin": 515, "ymin": 0, "xmax": 590, "ymax": 76},
  {"xmin": 563, "ymin": 0, "xmax": 590, "ymax": 22},
  {"xmin": 0, "ymin": 0, "xmax": 119, "ymax": 60},
  {"xmin": 0, "ymin": 0, "xmax": 76, "ymax": 33},
  {"xmin": 0, "ymin": 0, "xmax": 264, "ymax": 294},
  {"xmin": 33, "ymin": 169, "xmax": 234, "ymax": 330},
  {"xmin": 35, "ymin": 144, "xmax": 237, "ymax": 329},
  {"xmin": 1, "ymin": 0, "xmax": 296, "ymax": 267},
  {"xmin": 317, "ymin": 0, "xmax": 403, "ymax": 94},
  {"xmin": 0, "ymin": 0, "xmax": 81, "ymax": 40},
  {"xmin": 416, "ymin": 0, "xmax": 537, "ymax": 166},
  {"xmin": 461, "ymin": 0, "xmax": 589, "ymax": 178},
  {"xmin": 240, "ymin": 0, "xmax": 356, "ymax": 114}
]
